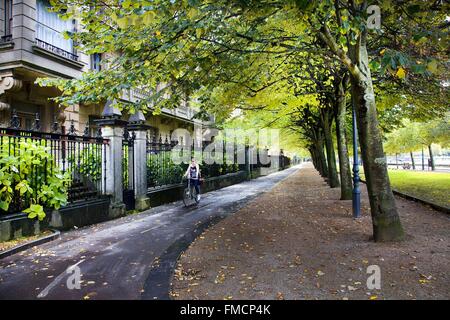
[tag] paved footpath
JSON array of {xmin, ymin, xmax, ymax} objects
[
  {"xmin": 172, "ymin": 164, "xmax": 450, "ymax": 300},
  {"xmin": 0, "ymin": 166, "xmax": 300, "ymax": 300}
]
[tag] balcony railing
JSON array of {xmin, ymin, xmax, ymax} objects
[
  {"xmin": 127, "ymin": 89, "xmax": 203, "ymax": 122},
  {"xmin": 35, "ymin": 38, "xmax": 79, "ymax": 61}
]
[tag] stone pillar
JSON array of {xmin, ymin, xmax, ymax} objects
[
  {"xmin": 128, "ymin": 111, "xmax": 151, "ymax": 211},
  {"xmin": 95, "ymin": 101, "xmax": 127, "ymax": 218}
]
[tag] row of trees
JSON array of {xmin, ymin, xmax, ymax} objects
[
  {"xmin": 384, "ymin": 116, "xmax": 450, "ymax": 170},
  {"xmin": 38, "ymin": 0, "xmax": 449, "ymax": 241}
]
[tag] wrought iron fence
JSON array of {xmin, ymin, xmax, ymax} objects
[
  {"xmin": 247, "ymin": 147, "xmax": 271, "ymax": 174},
  {"xmin": 279, "ymin": 155, "xmax": 291, "ymax": 170},
  {"xmin": 146, "ymin": 134, "xmax": 183, "ymax": 188},
  {"xmin": 146, "ymin": 136, "xmax": 247, "ymax": 189},
  {"xmin": 200, "ymin": 142, "xmax": 244, "ymax": 177},
  {"xmin": 0, "ymin": 112, "xmax": 108, "ymax": 214},
  {"xmin": 122, "ymin": 128, "xmax": 136, "ymax": 210}
]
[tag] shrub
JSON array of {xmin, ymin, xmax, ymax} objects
[
  {"xmin": 68, "ymin": 145, "xmax": 102, "ymax": 182},
  {"xmin": 147, "ymin": 151, "xmax": 184, "ymax": 186}
]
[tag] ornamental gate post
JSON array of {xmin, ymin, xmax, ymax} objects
[
  {"xmin": 95, "ymin": 100, "xmax": 127, "ymax": 218},
  {"xmin": 128, "ymin": 111, "xmax": 151, "ymax": 211}
]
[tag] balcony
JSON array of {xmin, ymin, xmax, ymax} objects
[
  {"xmin": 125, "ymin": 89, "xmax": 201, "ymax": 123},
  {"xmin": 32, "ymin": 39, "xmax": 84, "ymax": 71},
  {"xmin": 35, "ymin": 39, "xmax": 79, "ymax": 61},
  {"xmin": 0, "ymin": 35, "xmax": 13, "ymax": 44},
  {"xmin": 0, "ymin": 35, "xmax": 14, "ymax": 50}
]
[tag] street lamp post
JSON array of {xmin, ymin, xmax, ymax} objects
[
  {"xmin": 352, "ymin": 104, "xmax": 361, "ymax": 219},
  {"xmin": 422, "ymin": 146, "xmax": 425, "ymax": 171}
]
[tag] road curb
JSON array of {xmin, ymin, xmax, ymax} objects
[
  {"xmin": 360, "ymin": 180, "xmax": 449, "ymax": 214},
  {"xmin": 0, "ymin": 229, "xmax": 61, "ymax": 260},
  {"xmin": 391, "ymin": 189, "xmax": 450, "ymax": 214}
]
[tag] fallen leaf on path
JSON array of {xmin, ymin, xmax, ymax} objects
[{"xmin": 215, "ymin": 270, "xmax": 226, "ymax": 284}]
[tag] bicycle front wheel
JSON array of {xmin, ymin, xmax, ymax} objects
[
  {"xmin": 192, "ymin": 188, "xmax": 200, "ymax": 205},
  {"xmin": 183, "ymin": 187, "xmax": 191, "ymax": 207}
]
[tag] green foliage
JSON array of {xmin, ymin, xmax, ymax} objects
[
  {"xmin": 68, "ymin": 145, "xmax": 102, "ymax": 182},
  {"xmin": 0, "ymin": 139, "xmax": 71, "ymax": 220},
  {"xmin": 384, "ymin": 114, "xmax": 450, "ymax": 154},
  {"xmin": 147, "ymin": 151, "xmax": 184, "ymax": 187},
  {"xmin": 34, "ymin": 0, "xmax": 447, "ymax": 158}
]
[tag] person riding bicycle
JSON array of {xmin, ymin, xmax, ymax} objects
[{"xmin": 184, "ymin": 157, "xmax": 201, "ymax": 201}]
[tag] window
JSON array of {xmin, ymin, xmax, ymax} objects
[
  {"xmin": 2, "ymin": 0, "xmax": 12, "ymax": 41},
  {"xmin": 91, "ymin": 53, "xmax": 102, "ymax": 72},
  {"xmin": 17, "ymin": 112, "xmax": 36, "ymax": 130},
  {"xmin": 11, "ymin": 102, "xmax": 41, "ymax": 130},
  {"xmin": 36, "ymin": 0, "xmax": 74, "ymax": 53}
]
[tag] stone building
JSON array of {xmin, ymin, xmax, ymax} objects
[{"xmin": 0, "ymin": 0, "xmax": 211, "ymax": 138}]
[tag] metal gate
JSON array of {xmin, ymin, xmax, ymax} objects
[{"xmin": 122, "ymin": 128, "xmax": 136, "ymax": 210}]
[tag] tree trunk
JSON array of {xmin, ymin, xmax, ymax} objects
[
  {"xmin": 309, "ymin": 147, "xmax": 319, "ymax": 172},
  {"xmin": 335, "ymin": 76, "xmax": 352, "ymax": 200},
  {"xmin": 322, "ymin": 109, "xmax": 340, "ymax": 188},
  {"xmin": 317, "ymin": 138, "xmax": 328, "ymax": 178},
  {"xmin": 428, "ymin": 145, "xmax": 435, "ymax": 171},
  {"xmin": 410, "ymin": 151, "xmax": 415, "ymax": 170},
  {"xmin": 349, "ymin": 41, "xmax": 404, "ymax": 242}
]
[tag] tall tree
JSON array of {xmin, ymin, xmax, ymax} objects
[{"xmin": 39, "ymin": 0, "xmax": 448, "ymax": 241}]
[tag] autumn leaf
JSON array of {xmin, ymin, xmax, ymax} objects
[
  {"xmin": 396, "ymin": 67, "xmax": 406, "ymax": 79},
  {"xmin": 426, "ymin": 60, "xmax": 438, "ymax": 74},
  {"xmin": 215, "ymin": 270, "xmax": 226, "ymax": 284}
]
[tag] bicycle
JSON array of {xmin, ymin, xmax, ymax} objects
[{"xmin": 182, "ymin": 177, "xmax": 200, "ymax": 207}]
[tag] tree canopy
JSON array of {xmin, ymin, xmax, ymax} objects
[{"xmin": 37, "ymin": 0, "xmax": 450, "ymax": 242}]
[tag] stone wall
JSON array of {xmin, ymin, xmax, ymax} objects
[
  {"xmin": 146, "ymin": 171, "xmax": 248, "ymax": 207},
  {"xmin": 0, "ymin": 197, "xmax": 112, "ymax": 241},
  {"xmin": 0, "ymin": 1, "xmax": 5, "ymax": 37}
]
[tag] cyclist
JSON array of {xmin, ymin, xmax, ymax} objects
[{"xmin": 184, "ymin": 157, "xmax": 201, "ymax": 201}]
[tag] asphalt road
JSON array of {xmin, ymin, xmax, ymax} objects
[{"xmin": 0, "ymin": 165, "xmax": 300, "ymax": 300}]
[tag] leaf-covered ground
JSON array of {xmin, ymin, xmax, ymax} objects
[
  {"xmin": 171, "ymin": 164, "xmax": 450, "ymax": 300},
  {"xmin": 0, "ymin": 231, "xmax": 52, "ymax": 252}
]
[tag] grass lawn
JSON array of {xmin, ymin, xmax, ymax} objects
[{"xmin": 361, "ymin": 169, "xmax": 450, "ymax": 209}]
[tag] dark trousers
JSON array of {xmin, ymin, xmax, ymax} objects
[{"xmin": 190, "ymin": 179, "xmax": 200, "ymax": 194}]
